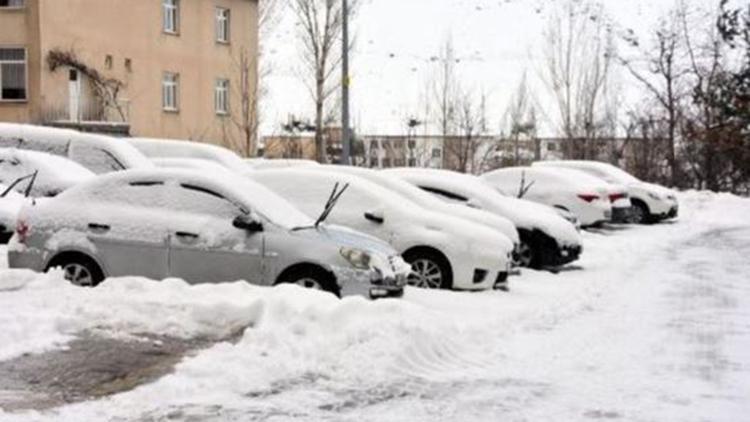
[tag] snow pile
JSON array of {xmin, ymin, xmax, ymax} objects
[{"xmin": 0, "ymin": 270, "xmax": 266, "ymax": 361}]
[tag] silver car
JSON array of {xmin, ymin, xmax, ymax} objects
[{"xmin": 7, "ymin": 169, "xmax": 409, "ymax": 299}]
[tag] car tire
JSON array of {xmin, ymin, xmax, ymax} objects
[
  {"xmin": 278, "ymin": 266, "xmax": 340, "ymax": 297},
  {"xmin": 403, "ymin": 249, "xmax": 453, "ymax": 290},
  {"xmin": 518, "ymin": 230, "xmax": 558, "ymax": 270},
  {"xmin": 47, "ymin": 254, "xmax": 105, "ymax": 287},
  {"xmin": 630, "ymin": 200, "xmax": 654, "ymax": 225}
]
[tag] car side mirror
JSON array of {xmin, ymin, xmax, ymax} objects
[
  {"xmin": 233, "ymin": 214, "xmax": 263, "ymax": 232},
  {"xmin": 364, "ymin": 209, "xmax": 385, "ymax": 224}
]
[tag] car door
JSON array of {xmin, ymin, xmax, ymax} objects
[
  {"xmin": 84, "ymin": 181, "xmax": 170, "ymax": 280},
  {"xmin": 324, "ymin": 183, "xmax": 395, "ymax": 244},
  {"xmin": 166, "ymin": 182, "xmax": 264, "ymax": 284}
]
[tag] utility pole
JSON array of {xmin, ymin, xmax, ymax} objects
[{"xmin": 340, "ymin": 0, "xmax": 351, "ymax": 165}]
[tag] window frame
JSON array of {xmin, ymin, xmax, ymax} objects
[
  {"xmin": 0, "ymin": 46, "xmax": 28, "ymax": 102},
  {"xmin": 0, "ymin": 0, "xmax": 25, "ymax": 9},
  {"xmin": 214, "ymin": 78, "xmax": 230, "ymax": 115},
  {"xmin": 162, "ymin": 72, "xmax": 179, "ymax": 112},
  {"xmin": 215, "ymin": 7, "xmax": 231, "ymax": 44},
  {"xmin": 162, "ymin": 0, "xmax": 179, "ymax": 35}
]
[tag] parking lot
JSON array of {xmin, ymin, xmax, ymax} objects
[{"xmin": 1, "ymin": 190, "xmax": 748, "ymax": 421}]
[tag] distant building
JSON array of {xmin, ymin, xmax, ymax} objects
[
  {"xmin": 363, "ymin": 135, "xmax": 444, "ymax": 169},
  {"xmin": 0, "ymin": 0, "xmax": 258, "ymax": 150}
]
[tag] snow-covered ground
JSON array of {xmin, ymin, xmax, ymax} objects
[{"xmin": 1, "ymin": 191, "xmax": 749, "ymax": 421}]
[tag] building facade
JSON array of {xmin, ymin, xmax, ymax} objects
[{"xmin": 0, "ymin": 0, "xmax": 258, "ymax": 151}]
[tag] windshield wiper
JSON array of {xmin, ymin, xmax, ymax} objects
[
  {"xmin": 1, "ymin": 170, "xmax": 38, "ymax": 198},
  {"xmin": 293, "ymin": 182, "xmax": 350, "ymax": 231}
]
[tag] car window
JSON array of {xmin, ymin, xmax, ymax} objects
[
  {"xmin": 69, "ymin": 143, "xmax": 126, "ymax": 174},
  {"xmin": 176, "ymin": 184, "xmax": 240, "ymax": 218}
]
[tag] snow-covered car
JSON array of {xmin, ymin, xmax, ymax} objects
[
  {"xmin": 0, "ymin": 123, "xmax": 153, "ymax": 174},
  {"xmin": 246, "ymin": 158, "xmax": 320, "ymax": 170},
  {"xmin": 533, "ymin": 160, "xmax": 679, "ymax": 224},
  {"xmin": 7, "ymin": 169, "xmax": 409, "ymax": 299},
  {"xmin": 251, "ymin": 169, "xmax": 515, "ymax": 291},
  {"xmin": 313, "ymin": 165, "xmax": 520, "ymax": 246},
  {"xmin": 0, "ymin": 183, "xmax": 24, "ymax": 244},
  {"xmin": 383, "ymin": 168, "xmax": 582, "ymax": 270},
  {"xmin": 481, "ymin": 166, "xmax": 613, "ymax": 227},
  {"xmin": 0, "ymin": 148, "xmax": 94, "ymax": 197},
  {"xmin": 129, "ymin": 137, "xmax": 250, "ymax": 174}
]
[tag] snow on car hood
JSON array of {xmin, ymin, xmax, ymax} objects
[
  {"xmin": 129, "ymin": 138, "xmax": 248, "ymax": 173},
  {"xmin": 0, "ymin": 148, "xmax": 94, "ymax": 196},
  {"xmin": 293, "ymin": 224, "xmax": 398, "ymax": 257},
  {"xmin": 0, "ymin": 185, "xmax": 24, "ymax": 229}
]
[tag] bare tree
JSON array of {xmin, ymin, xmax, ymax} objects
[
  {"xmin": 221, "ymin": 0, "xmax": 283, "ymax": 157},
  {"xmin": 290, "ymin": 0, "xmax": 357, "ymax": 163},
  {"xmin": 430, "ymin": 37, "xmax": 460, "ymax": 139},
  {"xmin": 500, "ymin": 72, "xmax": 538, "ymax": 165},
  {"xmin": 445, "ymin": 90, "xmax": 494, "ymax": 174},
  {"xmin": 541, "ymin": 0, "xmax": 615, "ymax": 160},
  {"xmin": 619, "ymin": 4, "xmax": 688, "ymax": 186}
]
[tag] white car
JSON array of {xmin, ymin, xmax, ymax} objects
[
  {"xmin": 129, "ymin": 137, "xmax": 250, "ymax": 174},
  {"xmin": 251, "ymin": 168, "xmax": 515, "ymax": 291},
  {"xmin": 246, "ymin": 158, "xmax": 320, "ymax": 170},
  {"xmin": 533, "ymin": 160, "xmax": 679, "ymax": 224},
  {"xmin": 383, "ymin": 168, "xmax": 582, "ymax": 270},
  {"xmin": 312, "ymin": 165, "xmax": 520, "ymax": 246},
  {"xmin": 0, "ymin": 123, "xmax": 153, "ymax": 174},
  {"xmin": 0, "ymin": 183, "xmax": 24, "ymax": 244},
  {"xmin": 0, "ymin": 148, "xmax": 94, "ymax": 197},
  {"xmin": 481, "ymin": 166, "xmax": 613, "ymax": 227}
]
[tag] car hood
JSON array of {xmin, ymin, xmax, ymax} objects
[{"xmin": 291, "ymin": 224, "xmax": 398, "ymax": 256}]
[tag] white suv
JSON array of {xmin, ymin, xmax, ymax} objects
[{"xmin": 533, "ymin": 161, "xmax": 679, "ymax": 224}]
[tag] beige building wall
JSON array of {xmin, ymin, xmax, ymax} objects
[{"xmin": 1, "ymin": 0, "xmax": 258, "ymax": 153}]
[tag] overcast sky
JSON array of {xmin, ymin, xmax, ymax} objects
[{"xmin": 261, "ymin": 0, "xmax": 713, "ymax": 137}]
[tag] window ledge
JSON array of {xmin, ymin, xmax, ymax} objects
[
  {"xmin": 0, "ymin": 99, "xmax": 28, "ymax": 104},
  {"xmin": 0, "ymin": 7, "xmax": 26, "ymax": 12},
  {"xmin": 163, "ymin": 107, "xmax": 179, "ymax": 114},
  {"xmin": 163, "ymin": 30, "xmax": 180, "ymax": 36}
]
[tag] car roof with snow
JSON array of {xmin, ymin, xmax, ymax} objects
[
  {"xmin": 0, "ymin": 148, "xmax": 95, "ymax": 196},
  {"xmin": 533, "ymin": 160, "xmax": 640, "ymax": 185},
  {"xmin": 0, "ymin": 123, "xmax": 153, "ymax": 171},
  {"xmin": 483, "ymin": 166, "xmax": 613, "ymax": 193},
  {"xmin": 57, "ymin": 168, "xmax": 314, "ymax": 230},
  {"xmin": 129, "ymin": 138, "xmax": 249, "ymax": 173},
  {"xmin": 246, "ymin": 158, "xmax": 320, "ymax": 170},
  {"xmin": 151, "ymin": 157, "xmax": 235, "ymax": 174},
  {"xmin": 251, "ymin": 168, "xmax": 424, "ymax": 212}
]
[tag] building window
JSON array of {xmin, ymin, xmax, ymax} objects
[
  {"xmin": 431, "ymin": 148, "xmax": 442, "ymax": 158},
  {"xmin": 0, "ymin": 0, "xmax": 24, "ymax": 8},
  {"xmin": 162, "ymin": 72, "xmax": 179, "ymax": 111},
  {"xmin": 547, "ymin": 142, "xmax": 557, "ymax": 152},
  {"xmin": 215, "ymin": 78, "xmax": 229, "ymax": 115},
  {"xmin": 0, "ymin": 48, "xmax": 26, "ymax": 101},
  {"xmin": 163, "ymin": 0, "xmax": 179, "ymax": 34},
  {"xmin": 408, "ymin": 158, "xmax": 417, "ymax": 167},
  {"xmin": 215, "ymin": 7, "xmax": 230, "ymax": 43},
  {"xmin": 408, "ymin": 139, "xmax": 416, "ymax": 149},
  {"xmin": 382, "ymin": 158, "xmax": 391, "ymax": 168}
]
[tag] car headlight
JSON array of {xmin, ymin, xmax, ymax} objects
[
  {"xmin": 340, "ymin": 247, "xmax": 372, "ymax": 270},
  {"xmin": 647, "ymin": 192, "xmax": 662, "ymax": 200}
]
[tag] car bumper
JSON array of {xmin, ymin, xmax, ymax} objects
[{"xmin": 611, "ymin": 206, "xmax": 633, "ymax": 223}]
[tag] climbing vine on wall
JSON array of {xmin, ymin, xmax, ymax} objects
[{"xmin": 46, "ymin": 48, "xmax": 127, "ymax": 121}]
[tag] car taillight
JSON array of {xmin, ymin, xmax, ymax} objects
[
  {"xmin": 609, "ymin": 193, "xmax": 627, "ymax": 202},
  {"xmin": 16, "ymin": 220, "xmax": 29, "ymax": 244},
  {"xmin": 577, "ymin": 194, "xmax": 599, "ymax": 203}
]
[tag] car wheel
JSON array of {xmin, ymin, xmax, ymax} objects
[
  {"xmin": 630, "ymin": 200, "xmax": 652, "ymax": 225},
  {"xmin": 48, "ymin": 255, "xmax": 105, "ymax": 287},
  {"xmin": 515, "ymin": 240, "xmax": 535, "ymax": 268},
  {"xmin": 403, "ymin": 249, "xmax": 452, "ymax": 290},
  {"xmin": 278, "ymin": 266, "xmax": 340, "ymax": 296}
]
